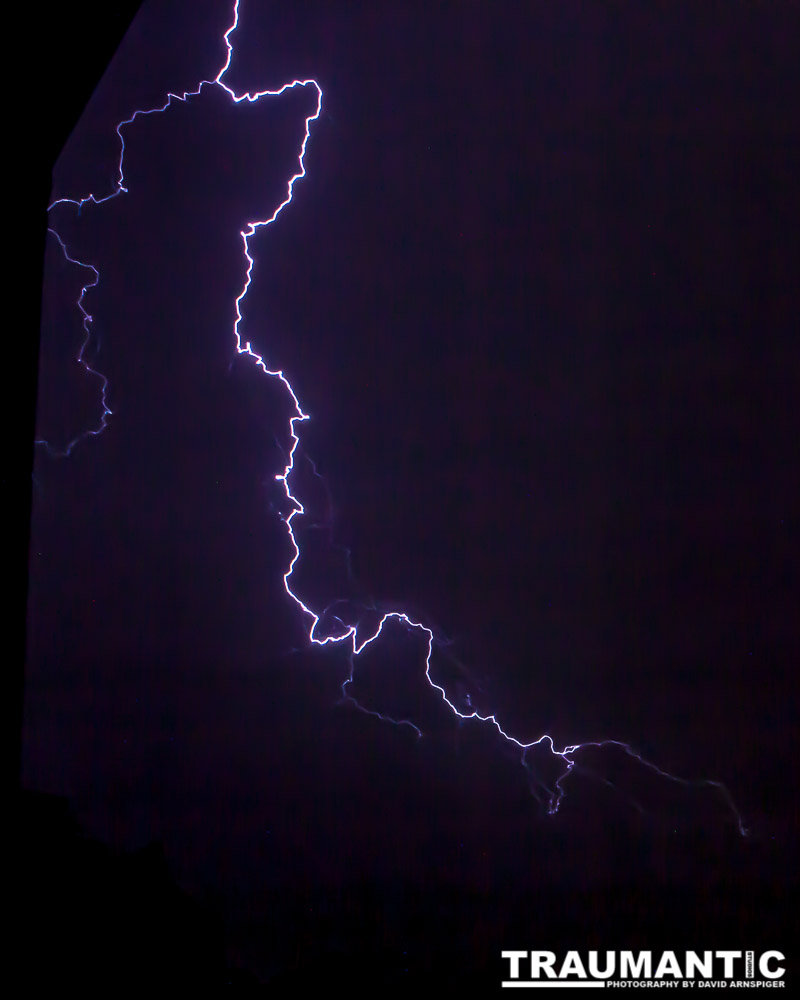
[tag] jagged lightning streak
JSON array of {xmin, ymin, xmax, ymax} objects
[
  {"xmin": 42, "ymin": 0, "xmax": 747, "ymax": 835},
  {"xmin": 38, "ymin": 229, "xmax": 112, "ymax": 457}
]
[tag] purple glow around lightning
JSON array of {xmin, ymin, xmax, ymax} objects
[
  {"xmin": 39, "ymin": 229, "xmax": 111, "ymax": 457},
  {"xmin": 42, "ymin": 0, "xmax": 746, "ymax": 834}
]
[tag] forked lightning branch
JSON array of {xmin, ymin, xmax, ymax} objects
[{"xmin": 43, "ymin": 0, "xmax": 747, "ymax": 829}]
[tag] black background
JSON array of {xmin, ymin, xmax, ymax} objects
[{"xmin": 16, "ymin": 0, "xmax": 798, "ymax": 988}]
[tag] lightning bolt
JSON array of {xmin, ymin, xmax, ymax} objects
[
  {"xmin": 40, "ymin": 0, "xmax": 748, "ymax": 836},
  {"xmin": 38, "ymin": 228, "xmax": 111, "ymax": 457}
]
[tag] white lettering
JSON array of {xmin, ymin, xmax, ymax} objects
[
  {"xmin": 620, "ymin": 951, "xmax": 652, "ymax": 978},
  {"xmin": 530, "ymin": 951, "xmax": 557, "ymax": 979},
  {"xmin": 655, "ymin": 952, "xmax": 683, "ymax": 978},
  {"xmin": 717, "ymin": 951, "xmax": 742, "ymax": 978},
  {"xmin": 685, "ymin": 952, "xmax": 713, "ymax": 979},
  {"xmin": 588, "ymin": 951, "xmax": 616, "ymax": 979},
  {"xmin": 759, "ymin": 951, "xmax": 785, "ymax": 980},
  {"xmin": 559, "ymin": 951, "xmax": 588, "ymax": 979},
  {"xmin": 502, "ymin": 951, "xmax": 528, "ymax": 979}
]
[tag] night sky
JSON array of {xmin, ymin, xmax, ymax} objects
[{"xmin": 22, "ymin": 0, "xmax": 798, "ymax": 987}]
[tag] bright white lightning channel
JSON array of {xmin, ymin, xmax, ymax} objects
[{"xmin": 41, "ymin": 0, "xmax": 747, "ymax": 833}]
